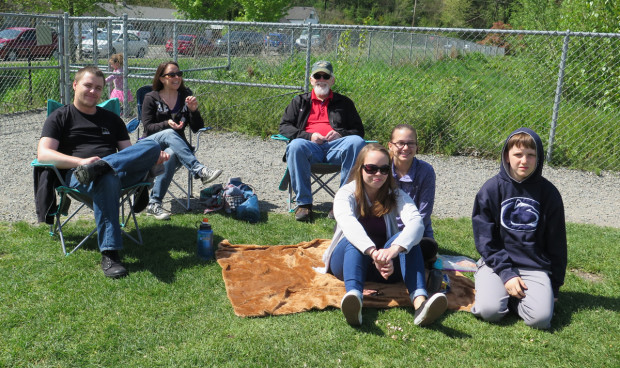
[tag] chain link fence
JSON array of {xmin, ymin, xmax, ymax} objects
[{"xmin": 0, "ymin": 13, "xmax": 618, "ymax": 172}]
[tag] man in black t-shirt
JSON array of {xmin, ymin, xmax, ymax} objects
[{"xmin": 38, "ymin": 66, "xmax": 169, "ymax": 278}]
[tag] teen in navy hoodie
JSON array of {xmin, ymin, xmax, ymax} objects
[{"xmin": 471, "ymin": 128, "xmax": 567, "ymax": 329}]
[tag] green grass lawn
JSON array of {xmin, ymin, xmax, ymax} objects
[{"xmin": 1, "ymin": 214, "xmax": 618, "ymax": 367}]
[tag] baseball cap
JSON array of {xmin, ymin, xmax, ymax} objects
[{"xmin": 311, "ymin": 60, "xmax": 333, "ymax": 77}]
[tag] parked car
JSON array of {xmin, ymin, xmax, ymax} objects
[
  {"xmin": 214, "ymin": 31, "xmax": 264, "ymax": 55},
  {"xmin": 264, "ymin": 32, "xmax": 292, "ymax": 52},
  {"xmin": 0, "ymin": 27, "xmax": 59, "ymax": 61},
  {"xmin": 295, "ymin": 29, "xmax": 322, "ymax": 49},
  {"xmin": 165, "ymin": 34, "xmax": 215, "ymax": 56},
  {"xmin": 81, "ymin": 31, "xmax": 148, "ymax": 58}
]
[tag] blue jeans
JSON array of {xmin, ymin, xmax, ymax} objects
[
  {"xmin": 143, "ymin": 129, "xmax": 205, "ymax": 204},
  {"xmin": 65, "ymin": 139, "xmax": 161, "ymax": 252},
  {"xmin": 285, "ymin": 135, "xmax": 365, "ymax": 206},
  {"xmin": 328, "ymin": 232, "xmax": 428, "ymax": 301}
]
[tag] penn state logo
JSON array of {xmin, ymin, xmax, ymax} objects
[{"xmin": 500, "ymin": 197, "xmax": 540, "ymax": 232}]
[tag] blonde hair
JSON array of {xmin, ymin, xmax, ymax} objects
[{"xmin": 108, "ymin": 53, "xmax": 123, "ymax": 68}]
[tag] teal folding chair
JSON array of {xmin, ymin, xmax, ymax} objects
[
  {"xmin": 132, "ymin": 85, "xmax": 210, "ymax": 211},
  {"xmin": 271, "ymin": 134, "xmax": 376, "ymax": 212},
  {"xmin": 34, "ymin": 98, "xmax": 152, "ymax": 255}
]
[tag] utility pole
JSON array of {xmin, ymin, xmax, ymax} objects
[{"xmin": 412, "ymin": 0, "xmax": 418, "ymax": 27}]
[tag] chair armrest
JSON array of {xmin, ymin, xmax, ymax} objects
[
  {"xmin": 270, "ymin": 134, "xmax": 290, "ymax": 142},
  {"xmin": 193, "ymin": 127, "xmax": 212, "ymax": 151},
  {"xmin": 31, "ymin": 159, "xmax": 69, "ymax": 187}
]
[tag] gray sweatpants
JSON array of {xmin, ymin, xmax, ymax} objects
[{"xmin": 471, "ymin": 260, "xmax": 554, "ymax": 329}]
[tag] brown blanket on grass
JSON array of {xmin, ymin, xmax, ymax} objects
[{"xmin": 216, "ymin": 238, "xmax": 475, "ymax": 317}]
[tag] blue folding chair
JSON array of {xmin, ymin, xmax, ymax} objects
[
  {"xmin": 34, "ymin": 98, "xmax": 152, "ymax": 255},
  {"xmin": 132, "ymin": 85, "xmax": 209, "ymax": 211}
]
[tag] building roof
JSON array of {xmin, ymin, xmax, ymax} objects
[
  {"xmin": 281, "ymin": 7, "xmax": 319, "ymax": 24},
  {"xmin": 95, "ymin": 2, "xmax": 178, "ymax": 20}
]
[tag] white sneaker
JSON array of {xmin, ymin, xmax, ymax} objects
[
  {"xmin": 414, "ymin": 293, "xmax": 447, "ymax": 326},
  {"xmin": 200, "ymin": 167, "xmax": 223, "ymax": 185},
  {"xmin": 146, "ymin": 203, "xmax": 171, "ymax": 220},
  {"xmin": 341, "ymin": 290, "xmax": 363, "ymax": 326}
]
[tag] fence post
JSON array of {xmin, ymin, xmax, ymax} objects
[
  {"xmin": 58, "ymin": 14, "xmax": 65, "ymax": 104},
  {"xmin": 63, "ymin": 12, "xmax": 71, "ymax": 104},
  {"xmin": 122, "ymin": 14, "xmax": 128, "ymax": 117},
  {"xmin": 547, "ymin": 30, "xmax": 571, "ymax": 163},
  {"xmin": 172, "ymin": 22, "xmax": 178, "ymax": 61},
  {"xmin": 303, "ymin": 23, "xmax": 312, "ymax": 93},
  {"xmin": 409, "ymin": 32, "xmax": 414, "ymax": 61},
  {"xmin": 390, "ymin": 32, "xmax": 395, "ymax": 66},
  {"xmin": 367, "ymin": 31, "xmax": 372, "ymax": 61}
]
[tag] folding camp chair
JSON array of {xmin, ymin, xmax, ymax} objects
[
  {"xmin": 35, "ymin": 98, "xmax": 152, "ymax": 255},
  {"xmin": 132, "ymin": 85, "xmax": 209, "ymax": 211},
  {"xmin": 271, "ymin": 134, "xmax": 376, "ymax": 212}
]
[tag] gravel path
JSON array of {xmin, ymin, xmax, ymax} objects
[{"xmin": 3, "ymin": 115, "xmax": 619, "ymax": 228}]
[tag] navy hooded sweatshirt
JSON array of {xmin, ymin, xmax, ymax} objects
[{"xmin": 472, "ymin": 128, "xmax": 567, "ymax": 297}]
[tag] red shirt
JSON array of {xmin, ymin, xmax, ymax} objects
[{"xmin": 305, "ymin": 89, "xmax": 333, "ymax": 136}]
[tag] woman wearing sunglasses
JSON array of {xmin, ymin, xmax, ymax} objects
[
  {"xmin": 141, "ymin": 61, "xmax": 222, "ymax": 220},
  {"xmin": 321, "ymin": 143, "xmax": 447, "ymax": 327}
]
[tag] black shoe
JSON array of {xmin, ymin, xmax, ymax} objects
[
  {"xmin": 132, "ymin": 187, "xmax": 149, "ymax": 213},
  {"xmin": 295, "ymin": 205, "xmax": 313, "ymax": 221},
  {"xmin": 414, "ymin": 293, "xmax": 447, "ymax": 326},
  {"xmin": 101, "ymin": 250, "xmax": 128, "ymax": 278},
  {"xmin": 75, "ymin": 160, "xmax": 112, "ymax": 186}
]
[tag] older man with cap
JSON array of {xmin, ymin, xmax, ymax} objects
[{"xmin": 279, "ymin": 60, "xmax": 365, "ymax": 221}]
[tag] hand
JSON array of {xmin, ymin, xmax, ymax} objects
[
  {"xmin": 78, "ymin": 156, "xmax": 101, "ymax": 166},
  {"xmin": 505, "ymin": 277, "xmax": 527, "ymax": 299},
  {"xmin": 168, "ymin": 119, "xmax": 184, "ymax": 130},
  {"xmin": 324, "ymin": 130, "xmax": 341, "ymax": 142},
  {"xmin": 374, "ymin": 245, "xmax": 402, "ymax": 263},
  {"xmin": 375, "ymin": 259, "xmax": 394, "ymax": 280},
  {"xmin": 185, "ymin": 96, "xmax": 198, "ymax": 112},
  {"xmin": 310, "ymin": 132, "xmax": 326, "ymax": 144},
  {"xmin": 156, "ymin": 151, "xmax": 170, "ymax": 165}
]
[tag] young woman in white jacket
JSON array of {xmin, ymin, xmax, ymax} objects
[{"xmin": 323, "ymin": 143, "xmax": 447, "ymax": 326}]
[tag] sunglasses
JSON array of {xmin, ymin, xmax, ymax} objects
[
  {"xmin": 362, "ymin": 164, "xmax": 390, "ymax": 175},
  {"xmin": 312, "ymin": 73, "xmax": 331, "ymax": 80},
  {"xmin": 162, "ymin": 71, "xmax": 183, "ymax": 78}
]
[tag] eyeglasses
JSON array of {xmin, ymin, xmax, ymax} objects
[
  {"xmin": 162, "ymin": 71, "xmax": 183, "ymax": 78},
  {"xmin": 390, "ymin": 141, "xmax": 417, "ymax": 149},
  {"xmin": 362, "ymin": 164, "xmax": 390, "ymax": 175},
  {"xmin": 312, "ymin": 73, "xmax": 331, "ymax": 80}
]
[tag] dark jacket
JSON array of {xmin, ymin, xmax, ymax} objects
[
  {"xmin": 278, "ymin": 91, "xmax": 364, "ymax": 141},
  {"xmin": 472, "ymin": 127, "xmax": 567, "ymax": 296},
  {"xmin": 141, "ymin": 88, "xmax": 204, "ymax": 149}
]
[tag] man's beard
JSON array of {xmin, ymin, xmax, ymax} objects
[{"xmin": 313, "ymin": 84, "xmax": 330, "ymax": 96}]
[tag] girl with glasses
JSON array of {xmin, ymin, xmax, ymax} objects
[
  {"xmin": 388, "ymin": 124, "xmax": 442, "ymax": 291},
  {"xmin": 320, "ymin": 143, "xmax": 447, "ymax": 327},
  {"xmin": 140, "ymin": 61, "xmax": 222, "ymax": 220}
]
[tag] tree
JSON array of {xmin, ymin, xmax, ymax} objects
[
  {"xmin": 237, "ymin": 0, "xmax": 291, "ymax": 22},
  {"xmin": 170, "ymin": 0, "xmax": 289, "ymax": 21},
  {"xmin": 16, "ymin": 0, "xmax": 110, "ymax": 16},
  {"xmin": 441, "ymin": 0, "xmax": 472, "ymax": 27}
]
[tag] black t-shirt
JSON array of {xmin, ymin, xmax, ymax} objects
[{"xmin": 41, "ymin": 104, "xmax": 129, "ymax": 159}]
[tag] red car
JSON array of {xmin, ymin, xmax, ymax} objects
[
  {"xmin": 0, "ymin": 27, "xmax": 59, "ymax": 61},
  {"xmin": 165, "ymin": 34, "xmax": 214, "ymax": 56}
]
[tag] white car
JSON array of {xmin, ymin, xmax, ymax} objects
[{"xmin": 81, "ymin": 31, "xmax": 148, "ymax": 58}]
